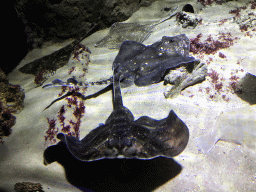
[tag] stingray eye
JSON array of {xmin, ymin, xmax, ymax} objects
[{"xmin": 169, "ymin": 39, "xmax": 175, "ymax": 43}]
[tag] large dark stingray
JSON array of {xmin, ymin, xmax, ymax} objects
[
  {"xmin": 56, "ymin": 67, "xmax": 189, "ymax": 161},
  {"xmin": 113, "ymin": 34, "xmax": 195, "ymax": 87},
  {"xmin": 44, "ymin": 34, "xmax": 196, "ymax": 109}
]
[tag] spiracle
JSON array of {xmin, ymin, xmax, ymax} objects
[{"xmin": 182, "ymin": 4, "xmax": 195, "ymax": 13}]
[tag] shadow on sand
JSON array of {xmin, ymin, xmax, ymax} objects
[{"xmin": 44, "ymin": 142, "xmax": 182, "ymax": 192}]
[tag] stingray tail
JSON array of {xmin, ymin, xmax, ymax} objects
[
  {"xmin": 42, "ymin": 77, "xmax": 113, "ymax": 89},
  {"xmin": 89, "ymin": 77, "xmax": 113, "ymax": 86},
  {"xmin": 151, "ymin": 7, "xmax": 178, "ymax": 27},
  {"xmin": 112, "ymin": 67, "xmax": 123, "ymax": 109},
  {"xmin": 194, "ymin": 132, "xmax": 219, "ymax": 153}
]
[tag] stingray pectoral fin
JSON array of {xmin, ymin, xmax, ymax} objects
[
  {"xmin": 114, "ymin": 41, "xmax": 146, "ymax": 64},
  {"xmin": 57, "ymin": 133, "xmax": 87, "ymax": 159},
  {"xmin": 134, "ymin": 110, "xmax": 189, "ymax": 157},
  {"xmin": 194, "ymin": 134, "xmax": 219, "ymax": 153},
  {"xmin": 57, "ymin": 132, "xmax": 106, "ymax": 161},
  {"xmin": 135, "ymin": 115, "xmax": 164, "ymax": 128},
  {"xmin": 134, "ymin": 66, "xmax": 165, "ymax": 86},
  {"xmin": 134, "ymin": 56, "xmax": 196, "ymax": 86},
  {"xmin": 57, "ymin": 123, "xmax": 120, "ymax": 161}
]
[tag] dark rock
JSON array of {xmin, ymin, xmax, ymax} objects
[
  {"xmin": 14, "ymin": 182, "xmax": 44, "ymax": 192},
  {"xmin": 14, "ymin": 0, "xmax": 156, "ymax": 49},
  {"xmin": 0, "ymin": 68, "xmax": 25, "ymax": 143},
  {"xmin": 3, "ymin": 3, "xmax": 28, "ymax": 75},
  {"xmin": 235, "ymin": 73, "xmax": 256, "ymax": 105}
]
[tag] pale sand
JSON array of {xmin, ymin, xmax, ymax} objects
[{"xmin": 1, "ymin": 0, "xmax": 256, "ymax": 191}]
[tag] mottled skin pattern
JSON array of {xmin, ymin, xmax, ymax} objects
[
  {"xmin": 113, "ymin": 34, "xmax": 195, "ymax": 87},
  {"xmin": 57, "ymin": 68, "xmax": 189, "ymax": 161}
]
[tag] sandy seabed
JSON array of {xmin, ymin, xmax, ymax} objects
[{"xmin": 1, "ymin": 0, "xmax": 256, "ymax": 191}]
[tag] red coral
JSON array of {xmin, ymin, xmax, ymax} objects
[
  {"xmin": 68, "ymin": 66, "xmax": 75, "ymax": 75},
  {"xmin": 45, "ymin": 98, "xmax": 85, "ymax": 142},
  {"xmin": 208, "ymin": 69, "xmax": 219, "ymax": 83},
  {"xmin": 250, "ymin": 0, "xmax": 256, "ymax": 9},
  {"xmin": 69, "ymin": 101, "xmax": 85, "ymax": 138},
  {"xmin": 197, "ymin": 0, "xmax": 225, "ymax": 6},
  {"xmin": 45, "ymin": 118, "xmax": 58, "ymax": 143},
  {"xmin": 73, "ymin": 102, "xmax": 85, "ymax": 120},
  {"xmin": 219, "ymin": 52, "xmax": 226, "ymax": 58},
  {"xmin": 219, "ymin": 18, "xmax": 228, "ymax": 26},
  {"xmin": 190, "ymin": 33, "xmax": 203, "ymax": 54},
  {"xmin": 208, "ymin": 70, "xmax": 224, "ymax": 92},
  {"xmin": 229, "ymin": 8, "xmax": 241, "ymax": 17},
  {"xmin": 58, "ymin": 106, "xmax": 65, "ymax": 121},
  {"xmin": 61, "ymin": 124, "xmax": 71, "ymax": 133},
  {"xmin": 73, "ymin": 43, "xmax": 91, "ymax": 61},
  {"xmin": 215, "ymin": 82, "xmax": 223, "ymax": 92},
  {"xmin": 197, "ymin": 0, "xmax": 215, "ymax": 6},
  {"xmin": 190, "ymin": 33, "xmax": 235, "ymax": 55},
  {"xmin": 83, "ymin": 67, "xmax": 88, "ymax": 72},
  {"xmin": 34, "ymin": 70, "xmax": 45, "ymax": 85},
  {"xmin": 209, "ymin": 95, "xmax": 215, "ymax": 99},
  {"xmin": 230, "ymin": 75, "xmax": 239, "ymax": 81},
  {"xmin": 229, "ymin": 81, "xmax": 237, "ymax": 90},
  {"xmin": 245, "ymin": 31, "xmax": 252, "ymax": 38},
  {"xmin": 68, "ymin": 86, "xmax": 80, "ymax": 93},
  {"xmin": 66, "ymin": 96, "xmax": 78, "ymax": 107},
  {"xmin": 58, "ymin": 86, "xmax": 67, "ymax": 97},
  {"xmin": 72, "ymin": 119, "xmax": 81, "ymax": 138},
  {"xmin": 229, "ymin": 75, "xmax": 239, "ymax": 91},
  {"xmin": 58, "ymin": 105, "xmax": 68, "ymax": 133},
  {"xmin": 229, "ymin": 6, "xmax": 247, "ymax": 17},
  {"xmin": 240, "ymin": 24, "xmax": 249, "ymax": 32},
  {"xmin": 206, "ymin": 87, "xmax": 211, "ymax": 94}
]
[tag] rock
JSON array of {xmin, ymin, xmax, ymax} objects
[
  {"xmin": 3, "ymin": 4, "xmax": 28, "ymax": 75},
  {"xmin": 0, "ymin": 68, "xmax": 25, "ymax": 143},
  {"xmin": 164, "ymin": 60, "xmax": 207, "ymax": 98},
  {"xmin": 14, "ymin": 182, "xmax": 44, "ymax": 192},
  {"xmin": 14, "ymin": 0, "xmax": 156, "ymax": 49},
  {"xmin": 176, "ymin": 11, "xmax": 202, "ymax": 28},
  {"xmin": 235, "ymin": 72, "xmax": 256, "ymax": 105}
]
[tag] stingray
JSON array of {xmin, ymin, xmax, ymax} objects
[
  {"xmin": 43, "ymin": 34, "xmax": 196, "ymax": 109},
  {"xmin": 18, "ymin": 24, "xmax": 98, "ymax": 84},
  {"xmin": 112, "ymin": 34, "xmax": 195, "ymax": 87},
  {"xmin": 195, "ymin": 106, "xmax": 256, "ymax": 153},
  {"xmin": 55, "ymin": 66, "xmax": 189, "ymax": 161},
  {"xmin": 95, "ymin": 9, "xmax": 178, "ymax": 49}
]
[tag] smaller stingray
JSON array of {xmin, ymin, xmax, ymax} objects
[
  {"xmin": 18, "ymin": 24, "xmax": 98, "ymax": 83},
  {"xmin": 19, "ymin": 40, "xmax": 78, "ymax": 76},
  {"xmin": 95, "ymin": 10, "xmax": 178, "ymax": 49},
  {"xmin": 56, "ymin": 67, "xmax": 189, "ymax": 161},
  {"xmin": 195, "ymin": 106, "xmax": 256, "ymax": 153}
]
